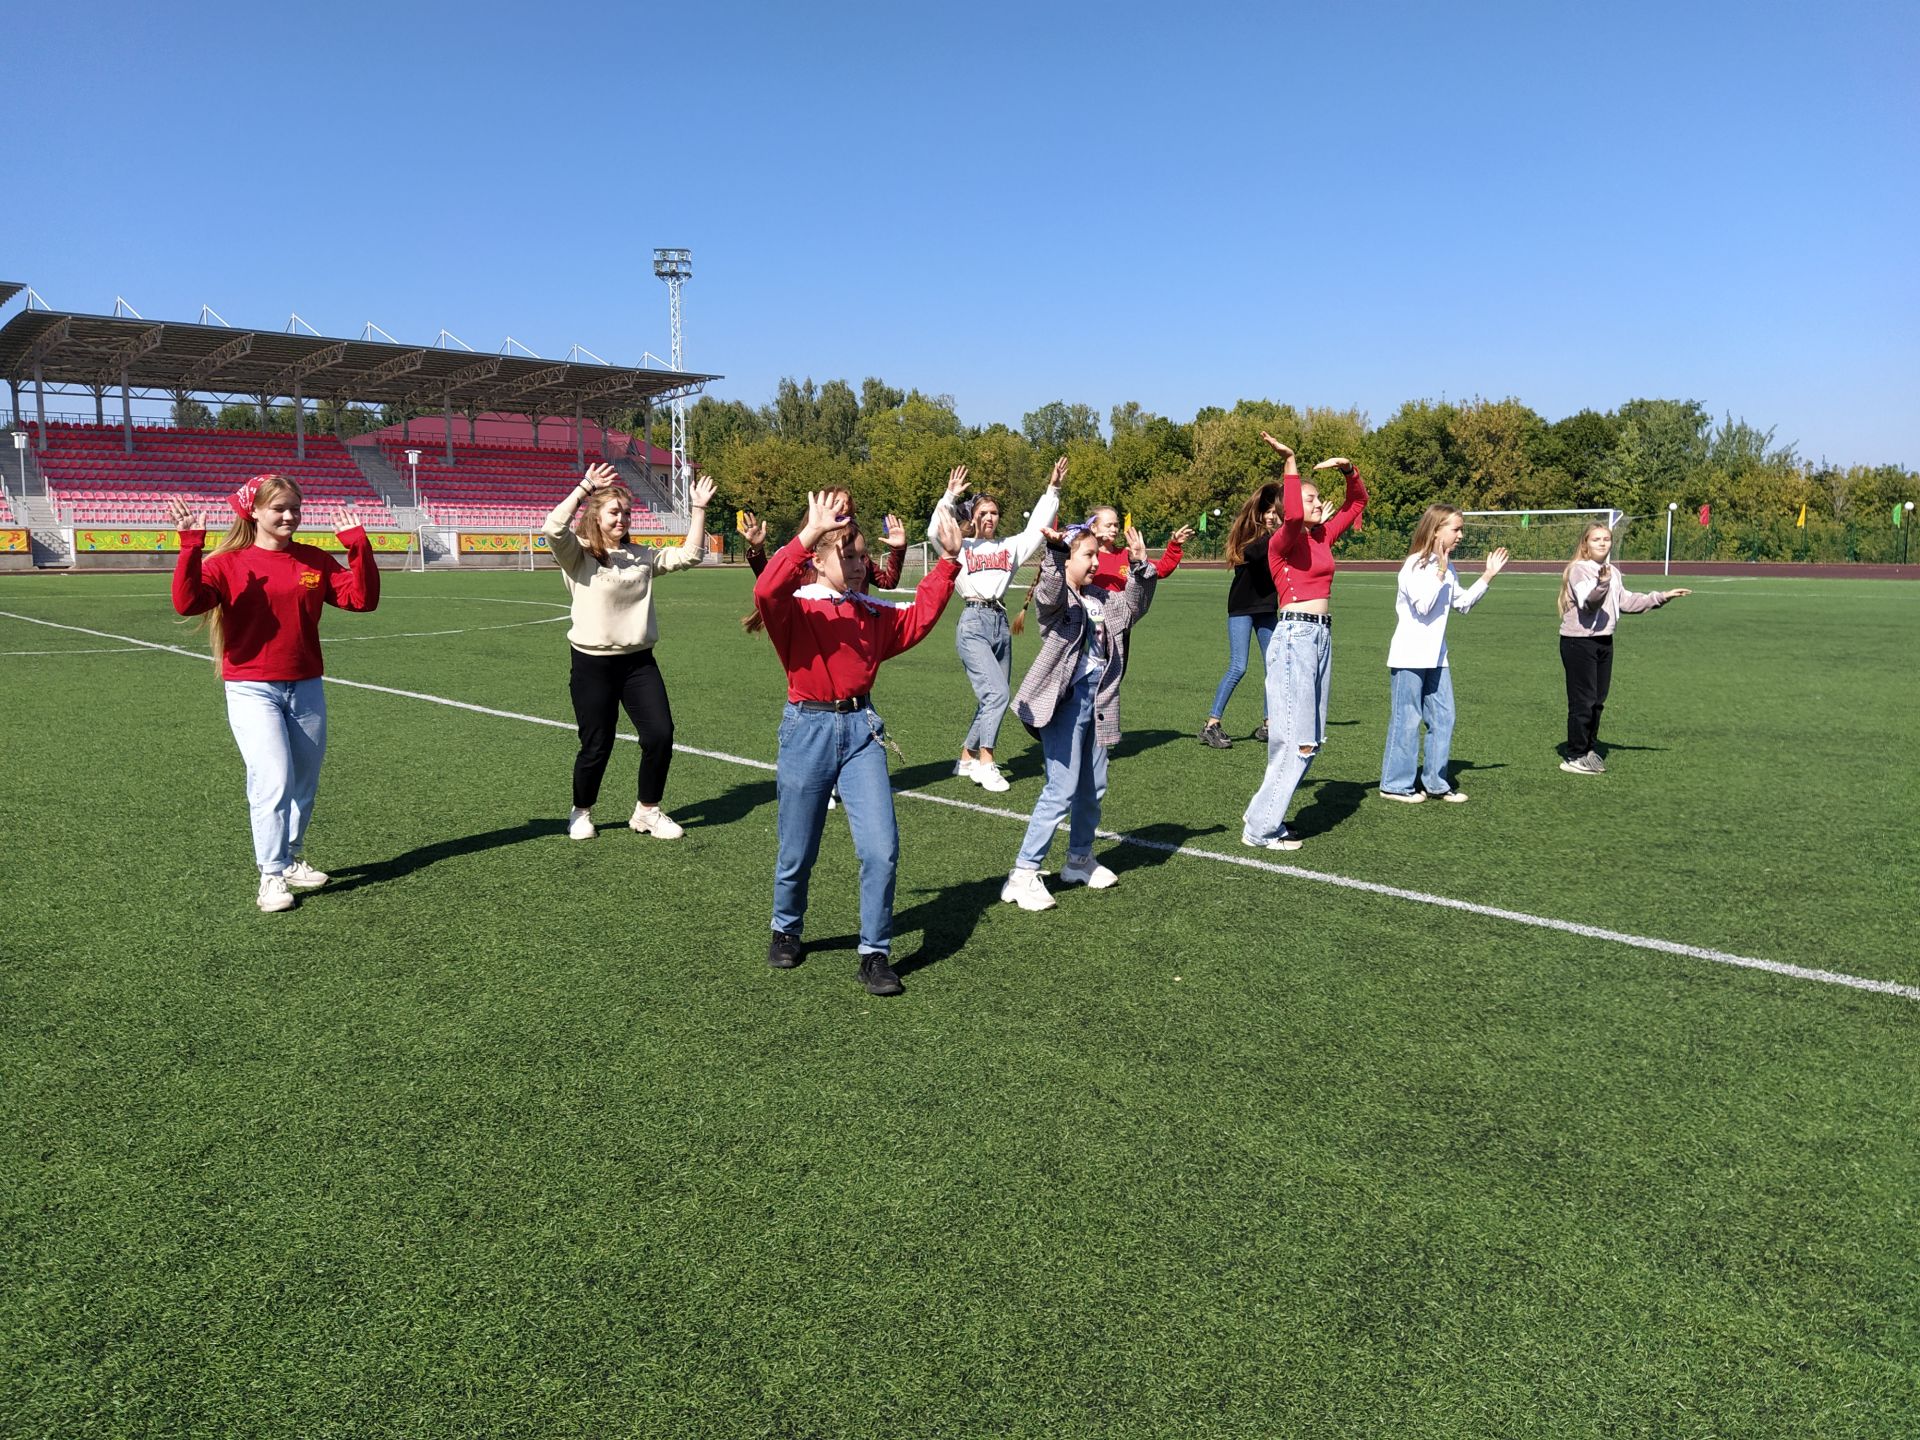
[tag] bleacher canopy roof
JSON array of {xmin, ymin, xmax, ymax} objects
[{"xmin": 0, "ymin": 306, "xmax": 719, "ymax": 414}]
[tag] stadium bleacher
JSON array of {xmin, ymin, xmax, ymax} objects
[
  {"xmin": 377, "ymin": 437, "xmax": 667, "ymax": 531},
  {"xmin": 38, "ymin": 424, "xmax": 397, "ymax": 527}
]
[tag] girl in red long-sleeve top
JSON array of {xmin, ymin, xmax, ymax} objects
[
  {"xmin": 752, "ymin": 491, "xmax": 963, "ymax": 997},
  {"xmin": 1241, "ymin": 435, "xmax": 1368, "ymax": 850},
  {"xmin": 169, "ymin": 475, "xmax": 380, "ymax": 912}
]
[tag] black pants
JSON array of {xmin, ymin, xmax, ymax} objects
[
  {"xmin": 1560, "ymin": 634, "xmax": 1614, "ymax": 755},
  {"xmin": 569, "ymin": 647, "xmax": 673, "ymax": 809}
]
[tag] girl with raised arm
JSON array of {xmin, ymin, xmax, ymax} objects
[
  {"xmin": 931, "ymin": 457, "xmax": 1063, "ymax": 793},
  {"xmin": 545, "ymin": 462, "xmax": 712, "ymax": 841},
  {"xmin": 1379, "ymin": 505, "xmax": 1508, "ymax": 802},
  {"xmin": 1241, "ymin": 435, "xmax": 1368, "ymax": 851},
  {"xmin": 1000, "ymin": 520, "xmax": 1160, "ymax": 912},
  {"xmin": 754, "ymin": 492, "xmax": 964, "ymax": 996},
  {"xmin": 169, "ymin": 476, "xmax": 380, "ymax": 912},
  {"xmin": 1556, "ymin": 523, "xmax": 1689, "ymax": 774},
  {"xmin": 1200, "ymin": 482, "xmax": 1283, "ymax": 750}
]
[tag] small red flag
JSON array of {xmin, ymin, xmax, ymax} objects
[{"xmin": 1697, "ymin": 503, "xmax": 1711, "ymax": 527}]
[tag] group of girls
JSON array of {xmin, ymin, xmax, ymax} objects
[{"xmin": 171, "ymin": 455, "xmax": 1688, "ymax": 994}]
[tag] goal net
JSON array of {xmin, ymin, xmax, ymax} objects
[{"xmin": 1458, "ymin": 508, "xmax": 1630, "ymax": 562}]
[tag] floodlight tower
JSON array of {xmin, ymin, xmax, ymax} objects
[{"xmin": 652, "ymin": 248, "xmax": 692, "ymax": 511}]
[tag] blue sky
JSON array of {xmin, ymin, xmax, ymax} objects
[{"xmin": 11, "ymin": 0, "xmax": 1917, "ymax": 466}]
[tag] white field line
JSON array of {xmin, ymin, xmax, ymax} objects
[{"xmin": 1, "ymin": 607, "xmax": 1913, "ymax": 1003}]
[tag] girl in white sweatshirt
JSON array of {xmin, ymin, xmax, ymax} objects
[{"xmin": 1379, "ymin": 505, "xmax": 1507, "ymax": 802}]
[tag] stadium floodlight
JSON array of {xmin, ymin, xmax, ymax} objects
[
  {"xmin": 405, "ymin": 447, "xmax": 422, "ymax": 512},
  {"xmin": 11, "ymin": 429, "xmax": 26, "ymax": 495},
  {"xmin": 652, "ymin": 249, "xmax": 692, "ymax": 512}
]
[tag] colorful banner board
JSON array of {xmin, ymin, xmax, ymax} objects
[
  {"xmin": 0, "ymin": 528, "xmax": 26, "ymax": 553},
  {"xmin": 456, "ymin": 532, "xmax": 686, "ymax": 554},
  {"xmin": 74, "ymin": 529, "xmax": 417, "ymax": 553}
]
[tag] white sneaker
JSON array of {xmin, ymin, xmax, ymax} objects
[
  {"xmin": 282, "ymin": 859, "xmax": 329, "ymax": 889},
  {"xmin": 256, "ymin": 874, "xmax": 295, "ymax": 912},
  {"xmin": 1000, "ymin": 867, "xmax": 1056, "ymax": 911},
  {"xmin": 567, "ymin": 807, "xmax": 596, "ymax": 840},
  {"xmin": 1378, "ymin": 789, "xmax": 1426, "ymax": 804},
  {"xmin": 629, "ymin": 804, "xmax": 685, "ymax": 839},
  {"xmin": 827, "ymin": 790, "xmax": 839, "ymax": 811},
  {"xmin": 1241, "ymin": 830, "xmax": 1304, "ymax": 852},
  {"xmin": 1430, "ymin": 788, "xmax": 1469, "ymax": 803},
  {"xmin": 972, "ymin": 765, "xmax": 1011, "ymax": 794},
  {"xmin": 1060, "ymin": 853, "xmax": 1118, "ymax": 889},
  {"xmin": 954, "ymin": 757, "xmax": 979, "ymax": 780}
]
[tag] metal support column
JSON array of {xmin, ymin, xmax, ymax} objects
[
  {"xmin": 443, "ymin": 391, "xmax": 454, "ymax": 465},
  {"xmin": 33, "ymin": 359, "xmax": 46, "ymax": 450},
  {"xmin": 574, "ymin": 403, "xmax": 584, "ymax": 470},
  {"xmin": 121, "ymin": 378, "xmax": 133, "ymax": 452},
  {"xmin": 641, "ymin": 402, "xmax": 653, "ymax": 495},
  {"xmin": 93, "ymin": 387, "xmax": 105, "ymax": 425},
  {"xmin": 294, "ymin": 384, "xmax": 306, "ymax": 459}
]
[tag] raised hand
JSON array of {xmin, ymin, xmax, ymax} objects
[
  {"xmin": 167, "ymin": 494, "xmax": 206, "ymax": 531},
  {"xmin": 799, "ymin": 490, "xmax": 852, "ymax": 550},
  {"xmin": 1312, "ymin": 456, "xmax": 1355, "ymax": 474},
  {"xmin": 1124, "ymin": 525, "xmax": 1147, "ymax": 563},
  {"xmin": 333, "ymin": 504, "xmax": 362, "ymax": 535},
  {"xmin": 931, "ymin": 508, "xmax": 963, "ymax": 559},
  {"xmin": 737, "ymin": 510, "xmax": 767, "ymax": 548},
  {"xmin": 1169, "ymin": 524, "xmax": 1196, "ymax": 545},
  {"xmin": 1484, "ymin": 546, "xmax": 1510, "ymax": 579},
  {"xmin": 1047, "ymin": 455, "xmax": 1068, "ymax": 489},
  {"xmin": 946, "ymin": 465, "xmax": 970, "ymax": 498},
  {"xmin": 881, "ymin": 513, "xmax": 907, "ymax": 549},
  {"xmin": 687, "ymin": 475, "xmax": 717, "ymax": 510},
  {"xmin": 1259, "ymin": 432, "xmax": 1294, "ymax": 460}
]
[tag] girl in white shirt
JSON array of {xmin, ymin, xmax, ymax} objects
[
  {"xmin": 1379, "ymin": 505, "xmax": 1508, "ymax": 802},
  {"xmin": 929, "ymin": 457, "xmax": 1063, "ymax": 792}
]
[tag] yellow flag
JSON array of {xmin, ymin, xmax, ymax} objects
[
  {"xmin": 735, "ymin": 509, "xmax": 746, "ymax": 532},
  {"xmin": 1795, "ymin": 502, "xmax": 1806, "ymax": 529},
  {"xmin": 1123, "ymin": 512, "xmax": 1133, "ymax": 531}
]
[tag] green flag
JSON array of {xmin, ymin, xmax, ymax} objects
[
  {"xmin": 1895, "ymin": 503, "xmax": 1905, "ymax": 528},
  {"xmin": 1198, "ymin": 513, "xmax": 1208, "ymax": 533},
  {"xmin": 1520, "ymin": 513, "xmax": 1530, "ymax": 529}
]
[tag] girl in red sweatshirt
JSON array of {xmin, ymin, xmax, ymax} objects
[
  {"xmin": 752, "ymin": 491, "xmax": 963, "ymax": 996},
  {"xmin": 170, "ymin": 475, "xmax": 380, "ymax": 912}
]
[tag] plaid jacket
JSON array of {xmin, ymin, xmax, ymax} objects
[{"xmin": 1012, "ymin": 544, "xmax": 1158, "ymax": 748}]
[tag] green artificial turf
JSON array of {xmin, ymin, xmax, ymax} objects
[{"xmin": 2, "ymin": 566, "xmax": 1916, "ymax": 1437}]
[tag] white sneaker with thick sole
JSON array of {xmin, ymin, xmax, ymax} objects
[
  {"xmin": 282, "ymin": 859, "xmax": 329, "ymax": 889},
  {"xmin": 256, "ymin": 874, "xmax": 296, "ymax": 913},
  {"xmin": 1060, "ymin": 853, "xmax": 1118, "ymax": 889},
  {"xmin": 954, "ymin": 758, "xmax": 979, "ymax": 780},
  {"xmin": 629, "ymin": 804, "xmax": 685, "ymax": 839},
  {"xmin": 1429, "ymin": 789, "xmax": 1470, "ymax": 803},
  {"xmin": 568, "ymin": 807, "xmax": 597, "ymax": 840},
  {"xmin": 1000, "ymin": 868, "xmax": 1056, "ymax": 911},
  {"xmin": 1378, "ymin": 789, "xmax": 1426, "ymax": 804},
  {"xmin": 972, "ymin": 765, "xmax": 1011, "ymax": 794},
  {"xmin": 1559, "ymin": 756, "xmax": 1601, "ymax": 775},
  {"xmin": 1241, "ymin": 831, "xmax": 1304, "ymax": 852}
]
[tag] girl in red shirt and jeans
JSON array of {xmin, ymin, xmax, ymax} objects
[
  {"xmin": 170, "ymin": 476, "xmax": 381, "ymax": 912},
  {"xmin": 1241, "ymin": 435, "xmax": 1367, "ymax": 850}
]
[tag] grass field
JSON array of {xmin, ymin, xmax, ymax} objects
[{"xmin": 3, "ymin": 562, "xmax": 1916, "ymax": 1438}]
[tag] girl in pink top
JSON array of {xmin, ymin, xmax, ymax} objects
[{"xmin": 1556, "ymin": 522, "xmax": 1689, "ymax": 774}]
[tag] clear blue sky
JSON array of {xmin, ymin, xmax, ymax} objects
[{"xmin": 12, "ymin": 0, "xmax": 1917, "ymax": 467}]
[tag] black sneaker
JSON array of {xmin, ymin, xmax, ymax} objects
[
  {"xmin": 858, "ymin": 951, "xmax": 904, "ymax": 996},
  {"xmin": 1252, "ymin": 721, "xmax": 1269, "ymax": 744},
  {"xmin": 767, "ymin": 931, "xmax": 803, "ymax": 969},
  {"xmin": 1200, "ymin": 721, "xmax": 1233, "ymax": 750}
]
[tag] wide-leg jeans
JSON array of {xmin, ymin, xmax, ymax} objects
[
  {"xmin": 1017, "ymin": 671, "xmax": 1107, "ymax": 871},
  {"xmin": 1242, "ymin": 619, "xmax": 1331, "ymax": 841},
  {"xmin": 1379, "ymin": 665, "xmax": 1456, "ymax": 795},
  {"xmin": 224, "ymin": 678, "xmax": 328, "ymax": 875},
  {"xmin": 772, "ymin": 703, "xmax": 898, "ymax": 955}
]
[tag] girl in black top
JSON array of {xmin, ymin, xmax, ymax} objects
[{"xmin": 1201, "ymin": 482, "xmax": 1283, "ymax": 749}]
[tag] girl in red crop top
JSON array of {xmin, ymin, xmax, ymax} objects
[{"xmin": 1241, "ymin": 435, "xmax": 1367, "ymax": 850}]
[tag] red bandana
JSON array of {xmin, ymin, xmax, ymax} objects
[{"xmin": 230, "ymin": 473, "xmax": 278, "ymax": 519}]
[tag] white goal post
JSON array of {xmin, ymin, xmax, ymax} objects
[{"xmin": 1458, "ymin": 507, "xmax": 1630, "ymax": 558}]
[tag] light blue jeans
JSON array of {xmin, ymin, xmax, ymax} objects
[
  {"xmin": 1242, "ymin": 619, "xmax": 1331, "ymax": 841},
  {"xmin": 1380, "ymin": 666, "xmax": 1456, "ymax": 795},
  {"xmin": 1209, "ymin": 611, "xmax": 1276, "ymax": 720},
  {"xmin": 772, "ymin": 702, "xmax": 898, "ymax": 955},
  {"xmin": 955, "ymin": 603, "xmax": 1012, "ymax": 752},
  {"xmin": 224, "ymin": 679, "xmax": 328, "ymax": 875},
  {"xmin": 1017, "ymin": 671, "xmax": 1108, "ymax": 870}
]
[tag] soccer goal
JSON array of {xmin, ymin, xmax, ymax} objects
[{"xmin": 1458, "ymin": 508, "xmax": 1627, "ymax": 562}]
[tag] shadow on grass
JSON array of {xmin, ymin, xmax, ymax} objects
[
  {"xmin": 1288, "ymin": 778, "xmax": 1370, "ymax": 839},
  {"xmin": 797, "ymin": 874, "xmax": 1007, "ymax": 978},
  {"xmin": 327, "ymin": 819, "xmax": 552, "ymax": 894},
  {"xmin": 1105, "ymin": 820, "xmax": 1227, "ymax": 876},
  {"xmin": 676, "ymin": 777, "xmax": 777, "ymax": 828}
]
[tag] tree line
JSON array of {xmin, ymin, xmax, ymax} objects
[{"xmin": 636, "ymin": 382, "xmax": 1917, "ymax": 564}]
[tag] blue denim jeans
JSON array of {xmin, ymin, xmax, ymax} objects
[
  {"xmin": 772, "ymin": 702, "xmax": 898, "ymax": 954},
  {"xmin": 1242, "ymin": 619, "xmax": 1331, "ymax": 841},
  {"xmin": 1017, "ymin": 670, "xmax": 1108, "ymax": 870},
  {"xmin": 1209, "ymin": 611, "xmax": 1276, "ymax": 720},
  {"xmin": 224, "ymin": 678, "xmax": 328, "ymax": 874},
  {"xmin": 1380, "ymin": 665, "xmax": 1456, "ymax": 795},
  {"xmin": 955, "ymin": 603, "xmax": 1012, "ymax": 752}
]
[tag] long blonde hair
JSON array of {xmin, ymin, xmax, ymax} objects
[
  {"xmin": 1557, "ymin": 522, "xmax": 1611, "ymax": 615},
  {"xmin": 1406, "ymin": 503, "xmax": 1463, "ymax": 569},
  {"xmin": 575, "ymin": 484, "xmax": 635, "ymax": 561},
  {"xmin": 195, "ymin": 475, "xmax": 302, "ymax": 664}
]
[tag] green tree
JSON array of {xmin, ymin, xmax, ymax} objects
[
  {"xmin": 1022, "ymin": 400, "xmax": 1103, "ymax": 452},
  {"xmin": 171, "ymin": 396, "xmax": 215, "ymax": 428},
  {"xmin": 1606, "ymin": 398, "xmax": 1709, "ymax": 514},
  {"xmin": 1449, "ymin": 397, "xmax": 1546, "ymax": 509},
  {"xmin": 816, "ymin": 379, "xmax": 860, "ymax": 459},
  {"xmin": 1361, "ymin": 400, "xmax": 1465, "ymax": 524}
]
